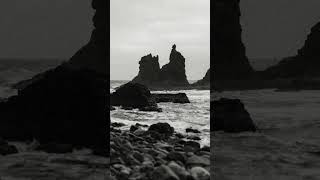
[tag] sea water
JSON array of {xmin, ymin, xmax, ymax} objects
[
  {"xmin": 110, "ymin": 80, "xmax": 210, "ymax": 146},
  {"xmin": 213, "ymin": 89, "xmax": 320, "ymax": 179}
]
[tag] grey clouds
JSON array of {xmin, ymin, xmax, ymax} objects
[
  {"xmin": 110, "ymin": 0, "xmax": 210, "ymax": 80},
  {"xmin": 0, "ymin": 1, "xmax": 93, "ymax": 59}
]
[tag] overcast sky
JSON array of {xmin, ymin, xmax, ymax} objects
[
  {"xmin": 0, "ymin": 1, "xmax": 93, "ymax": 59},
  {"xmin": 241, "ymin": 0, "xmax": 320, "ymax": 60},
  {"xmin": 111, "ymin": 0, "xmax": 210, "ymax": 80}
]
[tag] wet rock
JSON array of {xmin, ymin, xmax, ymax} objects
[
  {"xmin": 166, "ymin": 151, "xmax": 186, "ymax": 164},
  {"xmin": 111, "ymin": 83, "xmax": 161, "ymax": 112},
  {"xmin": 187, "ymin": 155, "xmax": 210, "ymax": 168},
  {"xmin": 0, "ymin": 143, "xmax": 18, "ymax": 156},
  {"xmin": 152, "ymin": 93, "xmax": 190, "ymax": 104},
  {"xmin": 212, "ymin": 98, "xmax": 256, "ymax": 132},
  {"xmin": 190, "ymin": 167, "xmax": 210, "ymax": 180},
  {"xmin": 111, "ymin": 122, "xmax": 125, "ymax": 128},
  {"xmin": 186, "ymin": 128, "xmax": 201, "ymax": 134},
  {"xmin": 184, "ymin": 141, "xmax": 201, "ymax": 152},
  {"xmin": 168, "ymin": 161, "xmax": 191, "ymax": 179},
  {"xmin": 151, "ymin": 165, "xmax": 179, "ymax": 180},
  {"xmin": 139, "ymin": 106, "xmax": 162, "ymax": 112},
  {"xmin": 148, "ymin": 123, "xmax": 174, "ymax": 137}
]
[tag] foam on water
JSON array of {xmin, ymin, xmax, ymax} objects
[{"xmin": 111, "ymin": 81, "xmax": 210, "ymax": 146}]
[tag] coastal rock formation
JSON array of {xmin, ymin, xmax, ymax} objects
[
  {"xmin": 151, "ymin": 93, "xmax": 190, "ymax": 103},
  {"xmin": 213, "ymin": 0, "xmax": 254, "ymax": 80},
  {"xmin": 212, "ymin": 98, "xmax": 256, "ymax": 132},
  {"xmin": 263, "ymin": 22, "xmax": 320, "ymax": 79},
  {"xmin": 0, "ymin": 0, "xmax": 108, "ymax": 155},
  {"xmin": 159, "ymin": 45, "xmax": 189, "ymax": 86},
  {"xmin": 132, "ymin": 54, "xmax": 161, "ymax": 86},
  {"xmin": 67, "ymin": 0, "xmax": 106, "ymax": 75},
  {"xmin": 111, "ymin": 83, "xmax": 161, "ymax": 112},
  {"xmin": 132, "ymin": 45, "xmax": 189, "ymax": 88},
  {"xmin": 192, "ymin": 68, "xmax": 210, "ymax": 87}
]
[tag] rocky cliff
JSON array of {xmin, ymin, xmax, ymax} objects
[
  {"xmin": 132, "ymin": 44, "xmax": 189, "ymax": 87},
  {"xmin": 213, "ymin": 0, "xmax": 254, "ymax": 80},
  {"xmin": 263, "ymin": 21, "xmax": 320, "ymax": 79},
  {"xmin": 67, "ymin": 0, "xmax": 106, "ymax": 75},
  {"xmin": 132, "ymin": 54, "xmax": 161, "ymax": 86},
  {"xmin": 0, "ymin": 0, "xmax": 108, "ymax": 155}
]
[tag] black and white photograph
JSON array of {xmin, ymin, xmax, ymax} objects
[
  {"xmin": 213, "ymin": 0, "xmax": 320, "ymax": 179},
  {"xmin": 0, "ymin": 0, "xmax": 108, "ymax": 179},
  {"xmin": 110, "ymin": 0, "xmax": 210, "ymax": 179}
]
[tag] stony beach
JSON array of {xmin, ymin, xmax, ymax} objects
[{"xmin": 110, "ymin": 122, "xmax": 210, "ymax": 180}]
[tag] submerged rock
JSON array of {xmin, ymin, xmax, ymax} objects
[
  {"xmin": 152, "ymin": 93, "xmax": 190, "ymax": 103},
  {"xmin": 148, "ymin": 123, "xmax": 174, "ymax": 137},
  {"xmin": 212, "ymin": 98, "xmax": 256, "ymax": 132}
]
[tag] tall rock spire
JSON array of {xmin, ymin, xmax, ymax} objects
[{"xmin": 213, "ymin": 0, "xmax": 253, "ymax": 80}]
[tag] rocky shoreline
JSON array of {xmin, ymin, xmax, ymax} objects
[{"xmin": 110, "ymin": 122, "xmax": 210, "ymax": 180}]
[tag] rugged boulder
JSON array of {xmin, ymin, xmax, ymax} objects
[
  {"xmin": 110, "ymin": 83, "xmax": 160, "ymax": 111},
  {"xmin": 212, "ymin": 98, "xmax": 256, "ymax": 132},
  {"xmin": 213, "ymin": 0, "xmax": 254, "ymax": 80},
  {"xmin": 0, "ymin": 67, "xmax": 107, "ymax": 151},
  {"xmin": 151, "ymin": 93, "xmax": 190, "ymax": 103}
]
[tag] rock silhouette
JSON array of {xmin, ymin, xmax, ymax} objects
[
  {"xmin": 132, "ymin": 54, "xmax": 161, "ymax": 86},
  {"xmin": 213, "ymin": 0, "xmax": 254, "ymax": 80},
  {"xmin": 212, "ymin": 98, "xmax": 256, "ymax": 132},
  {"xmin": 132, "ymin": 45, "xmax": 189, "ymax": 88},
  {"xmin": 263, "ymin": 21, "xmax": 320, "ymax": 79},
  {"xmin": 0, "ymin": 0, "xmax": 108, "ymax": 155},
  {"xmin": 192, "ymin": 68, "xmax": 210, "ymax": 87}
]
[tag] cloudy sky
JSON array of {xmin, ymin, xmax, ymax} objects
[
  {"xmin": 0, "ymin": 1, "xmax": 93, "ymax": 59},
  {"xmin": 241, "ymin": 0, "xmax": 320, "ymax": 60},
  {"xmin": 111, "ymin": 0, "xmax": 210, "ymax": 80}
]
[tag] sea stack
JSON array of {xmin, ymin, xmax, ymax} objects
[
  {"xmin": 213, "ymin": 0, "xmax": 254, "ymax": 80},
  {"xmin": 132, "ymin": 54, "xmax": 161, "ymax": 86},
  {"xmin": 263, "ymin": 21, "xmax": 320, "ymax": 78},
  {"xmin": 132, "ymin": 44, "xmax": 189, "ymax": 88},
  {"xmin": 159, "ymin": 44, "xmax": 189, "ymax": 86},
  {"xmin": 193, "ymin": 68, "xmax": 210, "ymax": 87}
]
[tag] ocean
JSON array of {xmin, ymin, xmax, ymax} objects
[
  {"xmin": 110, "ymin": 80, "xmax": 210, "ymax": 146},
  {"xmin": 213, "ymin": 89, "xmax": 320, "ymax": 179},
  {"xmin": 0, "ymin": 59, "xmax": 62, "ymax": 98}
]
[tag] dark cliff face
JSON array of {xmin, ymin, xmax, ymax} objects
[
  {"xmin": 193, "ymin": 68, "xmax": 210, "ymax": 87},
  {"xmin": 67, "ymin": 0, "xmax": 106, "ymax": 75},
  {"xmin": 132, "ymin": 54, "xmax": 161, "ymax": 85},
  {"xmin": 213, "ymin": 0, "xmax": 254, "ymax": 80},
  {"xmin": 263, "ymin": 21, "xmax": 320, "ymax": 78},
  {"xmin": 159, "ymin": 45, "xmax": 189, "ymax": 85},
  {"xmin": 132, "ymin": 45, "xmax": 189, "ymax": 87}
]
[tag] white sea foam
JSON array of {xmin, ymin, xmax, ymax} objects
[{"xmin": 110, "ymin": 81, "xmax": 210, "ymax": 146}]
